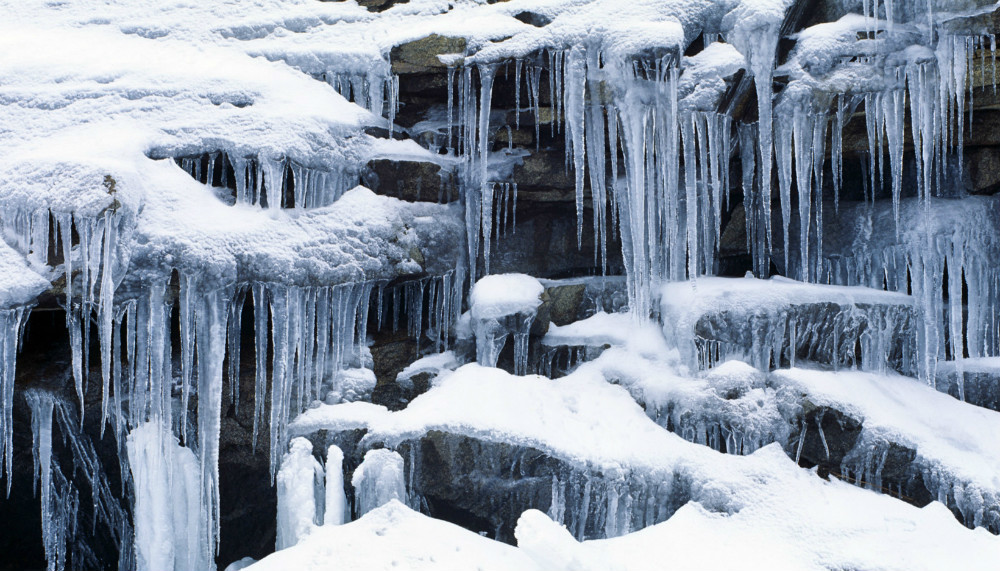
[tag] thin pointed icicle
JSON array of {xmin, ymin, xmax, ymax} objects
[
  {"xmin": 196, "ymin": 288, "xmax": 230, "ymax": 562},
  {"xmin": 565, "ymin": 47, "xmax": 587, "ymax": 250},
  {"xmin": 831, "ymin": 96, "xmax": 846, "ymax": 214},
  {"xmin": 792, "ymin": 101, "xmax": 814, "ymax": 282},
  {"xmin": 586, "ymin": 75, "xmax": 608, "ymax": 272},
  {"xmin": 179, "ymin": 274, "xmax": 196, "ymax": 445},
  {"xmin": 1, "ymin": 308, "xmax": 27, "ymax": 493},
  {"xmin": 252, "ymin": 284, "xmax": 268, "ymax": 451},
  {"xmin": 478, "ymin": 64, "xmax": 497, "ymax": 275},
  {"xmin": 682, "ymin": 115, "xmax": 699, "ymax": 280},
  {"xmin": 739, "ymin": 124, "xmax": 762, "ymax": 276},
  {"xmin": 98, "ymin": 212, "xmax": 115, "ymax": 437},
  {"xmin": 228, "ymin": 288, "xmax": 246, "ymax": 416},
  {"xmin": 447, "ymin": 66, "xmax": 456, "ymax": 153},
  {"xmin": 775, "ymin": 103, "xmax": 794, "ymax": 275},
  {"xmin": 731, "ymin": 16, "xmax": 783, "ymax": 264},
  {"xmin": 883, "ymin": 83, "xmax": 905, "ymax": 236}
]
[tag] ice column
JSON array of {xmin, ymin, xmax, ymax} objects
[
  {"xmin": 276, "ymin": 438, "xmax": 324, "ymax": 550},
  {"xmin": 324, "ymin": 445, "xmax": 349, "ymax": 526},
  {"xmin": 352, "ymin": 449, "xmax": 407, "ymax": 517},
  {"xmin": 127, "ymin": 421, "xmax": 207, "ymax": 571}
]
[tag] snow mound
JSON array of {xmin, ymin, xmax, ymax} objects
[
  {"xmin": 470, "ymin": 273, "xmax": 544, "ymax": 321},
  {"xmin": 247, "ymin": 500, "xmax": 541, "ymax": 571}
]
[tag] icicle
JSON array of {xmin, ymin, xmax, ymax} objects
[
  {"xmin": 793, "ymin": 100, "xmax": 814, "ymax": 282},
  {"xmin": 195, "ymin": 287, "xmax": 230, "ymax": 561},
  {"xmin": 252, "ymin": 284, "xmax": 268, "ymax": 451},
  {"xmin": 565, "ymin": 47, "xmax": 587, "ymax": 249},
  {"xmin": 775, "ymin": 104, "xmax": 793, "ymax": 274},
  {"xmin": 447, "ymin": 66, "xmax": 456, "ymax": 153},
  {"xmin": 478, "ymin": 64, "xmax": 497, "ymax": 275},
  {"xmin": 228, "ymin": 288, "xmax": 246, "ymax": 416},
  {"xmin": 324, "ymin": 445, "xmax": 348, "ymax": 526},
  {"xmin": 179, "ymin": 274, "xmax": 196, "ymax": 444},
  {"xmin": 1, "ymin": 308, "xmax": 27, "ymax": 492},
  {"xmin": 27, "ymin": 390, "xmax": 63, "ymax": 571},
  {"xmin": 127, "ymin": 421, "xmax": 207, "ymax": 571}
]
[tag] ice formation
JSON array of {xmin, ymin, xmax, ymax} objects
[
  {"xmin": 470, "ymin": 274, "xmax": 543, "ymax": 373},
  {"xmin": 1, "ymin": 0, "xmax": 999, "ymax": 569},
  {"xmin": 324, "ymin": 445, "xmax": 349, "ymax": 527},
  {"xmin": 126, "ymin": 422, "xmax": 207, "ymax": 571},
  {"xmin": 351, "ymin": 449, "xmax": 408, "ymax": 517},
  {"xmin": 276, "ymin": 438, "xmax": 325, "ymax": 551},
  {"xmin": 660, "ymin": 275, "xmax": 917, "ymax": 372}
]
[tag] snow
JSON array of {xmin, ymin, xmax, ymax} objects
[
  {"xmin": 396, "ymin": 351, "xmax": 461, "ymax": 386},
  {"xmin": 327, "ymin": 368, "xmax": 377, "ymax": 404},
  {"xmin": 283, "ymin": 362, "xmax": 1000, "ymax": 570},
  {"xmin": 516, "ymin": 487, "xmax": 1000, "ymax": 571},
  {"xmin": 662, "ymin": 275, "xmax": 913, "ymax": 317},
  {"xmin": 132, "ymin": 176, "xmax": 464, "ymax": 287},
  {"xmin": 774, "ymin": 367, "xmax": 1000, "ymax": 529},
  {"xmin": 249, "ymin": 494, "xmax": 1000, "ymax": 571},
  {"xmin": 542, "ymin": 311, "xmax": 675, "ymax": 362},
  {"xmin": 0, "ymin": 242, "xmax": 50, "ymax": 309},
  {"xmin": 288, "ymin": 401, "xmax": 389, "ymax": 441},
  {"xmin": 678, "ymin": 42, "xmax": 747, "ymax": 110},
  {"xmin": 247, "ymin": 500, "xmax": 541, "ymax": 571},
  {"xmin": 660, "ymin": 275, "xmax": 917, "ymax": 371},
  {"xmin": 939, "ymin": 357, "xmax": 1000, "ymax": 375},
  {"xmin": 470, "ymin": 274, "xmax": 544, "ymax": 321}
]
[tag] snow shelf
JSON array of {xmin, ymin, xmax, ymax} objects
[
  {"xmin": 0, "ymin": 241, "xmax": 49, "ymax": 309},
  {"xmin": 291, "ymin": 362, "xmax": 1000, "ymax": 547},
  {"xmin": 773, "ymin": 368, "xmax": 1000, "ymax": 530},
  {"xmin": 660, "ymin": 275, "xmax": 917, "ymax": 372},
  {"xmin": 287, "ymin": 361, "xmax": 1000, "ymax": 569},
  {"xmin": 129, "ymin": 172, "xmax": 465, "ymax": 287},
  {"xmin": 248, "ymin": 495, "xmax": 1000, "ymax": 571}
]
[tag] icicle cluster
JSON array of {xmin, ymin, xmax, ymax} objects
[
  {"xmin": 27, "ymin": 390, "xmax": 132, "ymax": 571},
  {"xmin": 178, "ymin": 152, "xmax": 357, "ymax": 209},
  {"xmin": 457, "ymin": 46, "xmax": 741, "ymax": 316},
  {"xmin": 0, "ymin": 308, "xmax": 28, "ymax": 490},
  {"xmin": 0, "ymin": 207, "xmax": 123, "ymax": 420},
  {"xmin": 322, "ymin": 70, "xmax": 400, "ymax": 131}
]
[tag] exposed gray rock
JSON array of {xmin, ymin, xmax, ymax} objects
[
  {"xmin": 391, "ymin": 35, "xmax": 468, "ymax": 75},
  {"xmin": 362, "ymin": 159, "xmax": 458, "ymax": 203}
]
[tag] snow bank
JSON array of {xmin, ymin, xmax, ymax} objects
[
  {"xmin": 774, "ymin": 367, "xmax": 1000, "ymax": 529},
  {"xmin": 285, "ymin": 361, "xmax": 1000, "ymax": 570},
  {"xmin": 247, "ymin": 500, "xmax": 541, "ymax": 571}
]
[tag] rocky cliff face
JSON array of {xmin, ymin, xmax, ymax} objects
[{"xmin": 1, "ymin": 1, "xmax": 1000, "ymax": 570}]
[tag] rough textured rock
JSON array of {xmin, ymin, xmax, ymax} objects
[
  {"xmin": 964, "ymin": 146, "xmax": 1000, "ymax": 195},
  {"xmin": 391, "ymin": 35, "xmax": 467, "ymax": 75},
  {"xmin": 536, "ymin": 284, "xmax": 585, "ymax": 328},
  {"xmin": 362, "ymin": 159, "xmax": 458, "ymax": 203}
]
